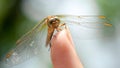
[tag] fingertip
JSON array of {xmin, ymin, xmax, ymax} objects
[{"xmin": 50, "ymin": 29, "xmax": 83, "ymax": 68}]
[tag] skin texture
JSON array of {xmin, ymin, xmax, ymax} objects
[{"xmin": 50, "ymin": 28, "xmax": 83, "ymax": 68}]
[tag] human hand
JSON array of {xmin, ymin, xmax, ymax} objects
[{"xmin": 51, "ymin": 28, "xmax": 83, "ymax": 68}]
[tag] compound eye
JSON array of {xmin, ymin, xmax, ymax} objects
[
  {"xmin": 48, "ymin": 17, "xmax": 60, "ymax": 28},
  {"xmin": 49, "ymin": 18, "xmax": 58, "ymax": 24}
]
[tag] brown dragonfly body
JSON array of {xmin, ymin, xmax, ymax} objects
[{"xmin": 45, "ymin": 16, "xmax": 61, "ymax": 47}]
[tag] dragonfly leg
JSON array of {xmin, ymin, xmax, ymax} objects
[
  {"xmin": 56, "ymin": 23, "xmax": 66, "ymax": 32},
  {"xmin": 59, "ymin": 23, "xmax": 66, "ymax": 27},
  {"xmin": 48, "ymin": 43, "xmax": 51, "ymax": 51}
]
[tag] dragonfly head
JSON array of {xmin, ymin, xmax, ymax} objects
[{"xmin": 46, "ymin": 16, "xmax": 60, "ymax": 28}]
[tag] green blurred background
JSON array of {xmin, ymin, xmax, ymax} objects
[
  {"xmin": 0, "ymin": 0, "xmax": 36, "ymax": 57},
  {"xmin": 0, "ymin": 0, "xmax": 120, "ymax": 68}
]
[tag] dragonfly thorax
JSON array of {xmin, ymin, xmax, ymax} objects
[{"xmin": 46, "ymin": 16, "xmax": 60, "ymax": 28}]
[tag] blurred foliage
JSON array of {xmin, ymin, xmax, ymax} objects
[
  {"xmin": 97, "ymin": 0, "xmax": 120, "ymax": 21},
  {"xmin": 0, "ymin": 0, "xmax": 18, "ymax": 31},
  {"xmin": 0, "ymin": 0, "xmax": 36, "ymax": 57},
  {"xmin": 96, "ymin": 0, "xmax": 120, "ymax": 41}
]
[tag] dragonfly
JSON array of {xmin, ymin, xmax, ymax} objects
[{"xmin": 0, "ymin": 15, "xmax": 112, "ymax": 66}]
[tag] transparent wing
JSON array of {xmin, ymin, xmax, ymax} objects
[
  {"xmin": 1, "ymin": 18, "xmax": 48, "ymax": 66},
  {"xmin": 56, "ymin": 15, "xmax": 112, "ymax": 29},
  {"xmin": 57, "ymin": 15, "xmax": 113, "ymax": 41},
  {"xmin": 0, "ymin": 15, "xmax": 113, "ymax": 67}
]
